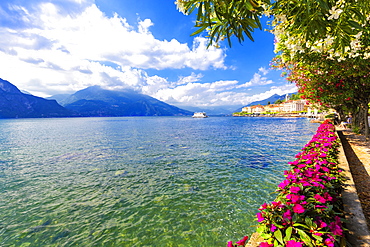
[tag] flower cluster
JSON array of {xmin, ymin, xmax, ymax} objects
[
  {"xmin": 256, "ymin": 120, "xmax": 345, "ymax": 246},
  {"xmin": 227, "ymin": 236, "xmax": 249, "ymax": 247}
]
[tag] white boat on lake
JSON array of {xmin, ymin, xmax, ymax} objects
[{"xmin": 192, "ymin": 112, "xmax": 208, "ymax": 118}]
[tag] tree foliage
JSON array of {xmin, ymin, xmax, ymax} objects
[
  {"xmin": 175, "ymin": 0, "xmax": 369, "ymax": 55},
  {"xmin": 175, "ymin": 0, "xmax": 370, "ymax": 137},
  {"xmin": 175, "ymin": 0, "xmax": 269, "ymax": 47},
  {"xmin": 272, "ymin": 55, "xmax": 370, "ymax": 137},
  {"xmin": 270, "ymin": 0, "xmax": 370, "ymax": 61}
]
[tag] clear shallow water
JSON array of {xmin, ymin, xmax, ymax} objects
[{"xmin": 0, "ymin": 116, "xmax": 319, "ymax": 246}]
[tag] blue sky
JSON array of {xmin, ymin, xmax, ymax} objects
[{"xmin": 0, "ymin": 0, "xmax": 297, "ymax": 110}]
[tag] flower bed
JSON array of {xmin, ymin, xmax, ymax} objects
[{"xmin": 228, "ymin": 120, "xmax": 345, "ymax": 247}]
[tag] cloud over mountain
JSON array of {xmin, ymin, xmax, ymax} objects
[
  {"xmin": 0, "ymin": 0, "xmax": 297, "ymax": 108},
  {"xmin": 0, "ymin": 2, "xmax": 226, "ymax": 96}
]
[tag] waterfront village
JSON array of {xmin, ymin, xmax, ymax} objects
[{"xmin": 233, "ymin": 94, "xmax": 325, "ymax": 119}]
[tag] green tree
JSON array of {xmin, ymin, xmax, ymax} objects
[
  {"xmin": 274, "ymin": 99, "xmax": 283, "ymax": 104},
  {"xmin": 176, "ymin": 0, "xmax": 370, "ymax": 138},
  {"xmin": 175, "ymin": 0, "xmax": 269, "ymax": 47},
  {"xmin": 272, "ymin": 56, "xmax": 370, "ymax": 137},
  {"xmin": 175, "ymin": 0, "xmax": 369, "ymax": 55}
]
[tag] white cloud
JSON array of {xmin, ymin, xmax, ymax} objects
[
  {"xmin": 237, "ymin": 67, "xmax": 274, "ymax": 88},
  {"xmin": 153, "ymin": 80, "xmax": 240, "ymax": 106},
  {"xmin": 0, "ymin": 2, "xmax": 227, "ymax": 97},
  {"xmin": 176, "ymin": 72, "xmax": 203, "ymax": 85},
  {"xmin": 258, "ymin": 67, "xmax": 269, "ymax": 75},
  {"xmin": 151, "ymin": 80, "xmax": 297, "ymax": 107},
  {"xmin": 0, "ymin": 1, "xmax": 293, "ymax": 108},
  {"xmin": 242, "ymin": 84, "xmax": 297, "ymax": 105},
  {"xmin": 10, "ymin": 3, "xmax": 226, "ymax": 70}
]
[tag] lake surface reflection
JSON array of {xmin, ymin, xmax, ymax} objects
[{"xmin": 0, "ymin": 116, "xmax": 319, "ymax": 246}]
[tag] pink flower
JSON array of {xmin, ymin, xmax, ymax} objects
[
  {"xmin": 286, "ymin": 240, "xmax": 303, "ymax": 247},
  {"xmin": 286, "ymin": 194, "xmax": 304, "ymax": 204},
  {"xmin": 315, "ymin": 218, "xmax": 328, "ymax": 229},
  {"xmin": 259, "ymin": 203, "xmax": 268, "ymax": 210},
  {"xmin": 319, "ymin": 153, "xmax": 327, "ymax": 158},
  {"xmin": 283, "ymin": 209, "xmax": 292, "ymax": 221},
  {"xmin": 297, "ymin": 163, "xmax": 306, "ymax": 169},
  {"xmin": 314, "ymin": 194, "xmax": 326, "ymax": 203},
  {"xmin": 279, "ymin": 180, "xmax": 290, "ymax": 189},
  {"xmin": 290, "ymin": 186, "xmax": 300, "ymax": 193},
  {"xmin": 324, "ymin": 238, "xmax": 334, "ymax": 247},
  {"xmin": 293, "ymin": 204, "xmax": 305, "ymax": 214},
  {"xmin": 256, "ymin": 212, "xmax": 265, "ymax": 222},
  {"xmin": 270, "ymin": 224, "xmax": 277, "ymax": 232},
  {"xmin": 259, "ymin": 242, "xmax": 273, "ymax": 247},
  {"xmin": 329, "ymin": 217, "xmax": 343, "ymax": 236},
  {"xmin": 324, "ymin": 192, "xmax": 333, "ymax": 202},
  {"xmin": 236, "ymin": 236, "xmax": 249, "ymax": 246},
  {"xmin": 227, "ymin": 241, "xmax": 234, "ymax": 247},
  {"xmin": 271, "ymin": 201, "xmax": 283, "ymax": 208}
]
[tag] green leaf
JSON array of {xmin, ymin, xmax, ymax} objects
[
  {"xmin": 191, "ymin": 24, "xmax": 208, "ymax": 36},
  {"xmin": 305, "ymin": 217, "xmax": 313, "ymax": 227},
  {"xmin": 297, "ymin": 229, "xmax": 312, "ymax": 245},
  {"xmin": 274, "ymin": 229, "xmax": 284, "ymax": 245},
  {"xmin": 312, "ymin": 233, "xmax": 323, "ymax": 242},
  {"xmin": 347, "ymin": 20, "xmax": 363, "ymax": 30},
  {"xmin": 293, "ymin": 223, "xmax": 309, "ymax": 229},
  {"xmin": 315, "ymin": 0, "xmax": 329, "ymax": 10},
  {"xmin": 284, "ymin": 227, "xmax": 293, "ymax": 241}
]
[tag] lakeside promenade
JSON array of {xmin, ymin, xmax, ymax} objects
[{"xmin": 338, "ymin": 129, "xmax": 370, "ymax": 246}]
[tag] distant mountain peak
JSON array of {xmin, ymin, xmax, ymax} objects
[
  {"xmin": 0, "ymin": 79, "xmax": 72, "ymax": 118},
  {"xmin": 233, "ymin": 93, "xmax": 297, "ymax": 113},
  {"xmin": 51, "ymin": 86, "xmax": 193, "ymax": 117},
  {"xmin": 0, "ymin": 78, "xmax": 22, "ymax": 94}
]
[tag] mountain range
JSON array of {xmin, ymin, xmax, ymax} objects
[
  {"xmin": 0, "ymin": 78, "xmax": 72, "ymax": 118},
  {"xmin": 0, "ymin": 79, "xmax": 192, "ymax": 118},
  {"xmin": 51, "ymin": 86, "xmax": 192, "ymax": 117},
  {"xmin": 0, "ymin": 78, "xmax": 296, "ymax": 118}
]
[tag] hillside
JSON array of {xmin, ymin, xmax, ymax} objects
[
  {"xmin": 233, "ymin": 93, "xmax": 295, "ymax": 112},
  {"xmin": 52, "ymin": 86, "xmax": 193, "ymax": 117},
  {"xmin": 0, "ymin": 78, "xmax": 72, "ymax": 118}
]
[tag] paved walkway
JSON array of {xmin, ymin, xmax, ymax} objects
[
  {"xmin": 337, "ymin": 129, "xmax": 370, "ymax": 246},
  {"xmin": 339, "ymin": 129, "xmax": 370, "ymax": 226}
]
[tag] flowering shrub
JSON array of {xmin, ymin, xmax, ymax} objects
[
  {"xmin": 227, "ymin": 120, "xmax": 345, "ymax": 247},
  {"xmin": 256, "ymin": 120, "xmax": 344, "ymax": 246}
]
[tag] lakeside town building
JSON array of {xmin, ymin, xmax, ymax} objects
[{"xmin": 242, "ymin": 99, "xmax": 308, "ymax": 114}]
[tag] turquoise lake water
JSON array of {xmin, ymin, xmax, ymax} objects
[{"xmin": 0, "ymin": 116, "xmax": 319, "ymax": 246}]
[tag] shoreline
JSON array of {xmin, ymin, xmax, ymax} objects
[
  {"xmin": 232, "ymin": 113, "xmax": 322, "ymax": 119},
  {"xmin": 245, "ymin": 128, "xmax": 370, "ymax": 246}
]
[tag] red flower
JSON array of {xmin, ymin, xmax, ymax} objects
[
  {"xmin": 259, "ymin": 242, "xmax": 273, "ymax": 247},
  {"xmin": 236, "ymin": 236, "xmax": 249, "ymax": 246}
]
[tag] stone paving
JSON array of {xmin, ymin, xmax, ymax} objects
[{"xmin": 338, "ymin": 129, "xmax": 370, "ymax": 246}]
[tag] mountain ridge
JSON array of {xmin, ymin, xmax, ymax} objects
[
  {"xmin": 0, "ymin": 78, "xmax": 72, "ymax": 118},
  {"xmin": 51, "ymin": 86, "xmax": 193, "ymax": 117}
]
